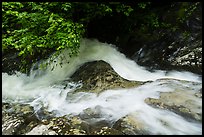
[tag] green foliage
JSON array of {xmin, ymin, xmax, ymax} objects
[
  {"xmin": 2, "ymin": 2, "xmax": 84, "ymax": 72},
  {"xmin": 138, "ymin": 2, "xmax": 151, "ymax": 9},
  {"xmin": 69, "ymin": 3, "xmax": 134, "ymax": 25},
  {"xmin": 2, "ymin": 2, "xmax": 136, "ymax": 73},
  {"xmin": 136, "ymin": 2, "xmax": 200, "ymax": 35},
  {"xmin": 182, "ymin": 31, "xmax": 191, "ymax": 39},
  {"xmin": 115, "ymin": 4, "xmax": 133, "ymax": 16},
  {"xmin": 145, "ymin": 13, "xmax": 160, "ymax": 28},
  {"xmin": 177, "ymin": 2, "xmax": 199, "ymax": 23}
]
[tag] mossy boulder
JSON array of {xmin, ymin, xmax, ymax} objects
[{"xmin": 70, "ymin": 60, "xmax": 143, "ymax": 94}]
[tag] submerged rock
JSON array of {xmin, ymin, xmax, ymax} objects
[
  {"xmin": 79, "ymin": 106, "xmax": 103, "ymax": 120},
  {"xmin": 112, "ymin": 112, "xmax": 149, "ymax": 135},
  {"xmin": 70, "ymin": 60, "xmax": 143, "ymax": 94}
]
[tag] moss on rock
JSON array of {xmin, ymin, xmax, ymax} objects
[{"xmin": 70, "ymin": 60, "xmax": 143, "ymax": 94}]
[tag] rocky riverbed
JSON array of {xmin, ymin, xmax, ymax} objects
[{"xmin": 2, "ymin": 61, "xmax": 202, "ymax": 135}]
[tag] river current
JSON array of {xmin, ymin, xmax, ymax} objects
[{"xmin": 2, "ymin": 39, "xmax": 202, "ymax": 135}]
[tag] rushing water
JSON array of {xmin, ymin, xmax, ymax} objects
[{"xmin": 2, "ymin": 39, "xmax": 202, "ymax": 135}]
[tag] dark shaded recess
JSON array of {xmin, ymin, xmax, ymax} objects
[
  {"xmin": 2, "ymin": 48, "xmax": 55, "ymax": 75},
  {"xmin": 86, "ymin": 2, "xmax": 202, "ymax": 74},
  {"xmin": 86, "ymin": 2, "xmax": 174, "ymax": 57}
]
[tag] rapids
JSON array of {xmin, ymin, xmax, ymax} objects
[{"xmin": 2, "ymin": 39, "xmax": 202, "ymax": 135}]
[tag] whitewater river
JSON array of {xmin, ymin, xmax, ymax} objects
[{"xmin": 2, "ymin": 39, "xmax": 202, "ymax": 135}]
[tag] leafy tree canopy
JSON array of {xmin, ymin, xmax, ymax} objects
[{"xmin": 2, "ymin": 2, "xmax": 135, "ymax": 73}]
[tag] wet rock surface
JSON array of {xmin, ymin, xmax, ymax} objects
[
  {"xmin": 40, "ymin": 116, "xmax": 87, "ymax": 135},
  {"xmin": 2, "ymin": 102, "xmax": 123, "ymax": 135},
  {"xmin": 133, "ymin": 30, "xmax": 202, "ymax": 74},
  {"xmin": 144, "ymin": 79, "xmax": 202, "ymax": 121},
  {"xmin": 70, "ymin": 60, "xmax": 143, "ymax": 94},
  {"xmin": 26, "ymin": 124, "xmax": 58, "ymax": 135},
  {"xmin": 2, "ymin": 60, "xmax": 143, "ymax": 135},
  {"xmin": 2, "ymin": 103, "xmax": 40, "ymax": 135},
  {"xmin": 2, "ymin": 59, "xmax": 202, "ymax": 135},
  {"xmin": 113, "ymin": 112, "xmax": 149, "ymax": 135},
  {"xmin": 131, "ymin": 3, "xmax": 202, "ymax": 74}
]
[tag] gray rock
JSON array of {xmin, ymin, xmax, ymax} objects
[
  {"xmin": 144, "ymin": 79, "xmax": 202, "ymax": 121},
  {"xmin": 26, "ymin": 124, "xmax": 57, "ymax": 135},
  {"xmin": 2, "ymin": 103, "xmax": 39, "ymax": 135}
]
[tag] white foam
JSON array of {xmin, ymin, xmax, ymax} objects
[{"xmin": 2, "ymin": 38, "xmax": 202, "ymax": 135}]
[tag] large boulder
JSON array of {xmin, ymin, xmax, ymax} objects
[{"xmin": 70, "ymin": 60, "xmax": 143, "ymax": 94}]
